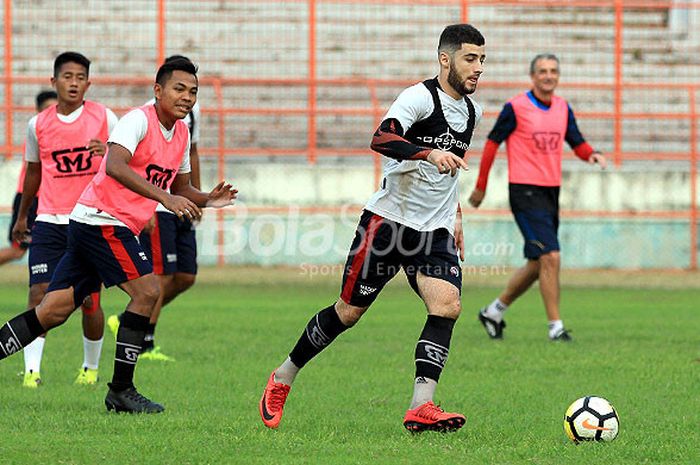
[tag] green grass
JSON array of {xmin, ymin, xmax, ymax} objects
[{"xmin": 1, "ymin": 279, "xmax": 698, "ymax": 465}]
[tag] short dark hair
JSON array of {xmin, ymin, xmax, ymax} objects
[
  {"xmin": 530, "ymin": 53, "xmax": 560, "ymax": 74},
  {"xmin": 155, "ymin": 57, "xmax": 198, "ymax": 86},
  {"xmin": 164, "ymin": 54, "xmax": 191, "ymax": 63},
  {"xmin": 438, "ymin": 24, "xmax": 485, "ymax": 55},
  {"xmin": 53, "ymin": 52, "xmax": 90, "ymax": 78},
  {"xmin": 35, "ymin": 90, "xmax": 57, "ymax": 110}
]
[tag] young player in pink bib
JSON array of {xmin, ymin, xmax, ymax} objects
[
  {"xmin": 1, "ymin": 57, "xmax": 237, "ymax": 413},
  {"xmin": 12, "ymin": 53, "xmax": 118, "ymax": 388},
  {"xmin": 78, "ymin": 102, "xmax": 190, "ymax": 233},
  {"xmin": 469, "ymin": 54, "xmax": 607, "ymax": 341},
  {"xmin": 108, "ymin": 55, "xmax": 204, "ymax": 363}
]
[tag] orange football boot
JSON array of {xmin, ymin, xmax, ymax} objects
[
  {"xmin": 403, "ymin": 401, "xmax": 466, "ymax": 433},
  {"xmin": 259, "ymin": 371, "xmax": 291, "ymax": 429}
]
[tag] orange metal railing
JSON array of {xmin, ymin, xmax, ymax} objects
[
  {"xmin": 3, "ymin": 0, "xmax": 13, "ymax": 164},
  {"xmin": 1, "ymin": 0, "xmax": 698, "ymax": 268}
]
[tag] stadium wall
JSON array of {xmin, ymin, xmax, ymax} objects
[{"xmin": 2, "ymin": 158, "xmax": 696, "ymax": 269}]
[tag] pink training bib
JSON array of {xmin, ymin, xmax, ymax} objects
[
  {"xmin": 79, "ymin": 104, "xmax": 189, "ymax": 234},
  {"xmin": 506, "ymin": 92, "xmax": 569, "ymax": 187},
  {"xmin": 34, "ymin": 100, "xmax": 109, "ymax": 214}
]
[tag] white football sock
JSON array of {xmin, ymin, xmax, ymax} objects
[
  {"xmin": 548, "ymin": 320, "xmax": 564, "ymax": 338},
  {"xmin": 23, "ymin": 336, "xmax": 45, "ymax": 373},
  {"xmin": 483, "ymin": 298, "xmax": 508, "ymax": 322},
  {"xmin": 82, "ymin": 336, "xmax": 103, "ymax": 370},
  {"xmin": 274, "ymin": 356, "xmax": 299, "ymax": 386},
  {"xmin": 410, "ymin": 376, "xmax": 438, "ymax": 409}
]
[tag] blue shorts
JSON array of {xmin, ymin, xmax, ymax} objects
[
  {"xmin": 340, "ymin": 210, "xmax": 462, "ymax": 308},
  {"xmin": 28, "ymin": 221, "xmax": 68, "ymax": 285},
  {"xmin": 47, "ymin": 220, "xmax": 153, "ymax": 305},
  {"xmin": 509, "ymin": 183, "xmax": 560, "ymax": 259},
  {"xmin": 139, "ymin": 212, "xmax": 197, "ymax": 275},
  {"xmin": 9, "ymin": 192, "xmax": 38, "ymax": 249}
]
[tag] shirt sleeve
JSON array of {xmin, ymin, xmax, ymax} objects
[
  {"xmin": 370, "ymin": 84, "xmax": 435, "ymax": 161},
  {"xmin": 105, "ymin": 108, "xmax": 120, "ymax": 135},
  {"xmin": 178, "ymin": 132, "xmax": 192, "ymax": 174},
  {"xmin": 486, "ymin": 103, "xmax": 517, "ymax": 144},
  {"xmin": 190, "ymin": 101, "xmax": 201, "ymax": 144},
  {"xmin": 475, "ymin": 139, "xmax": 499, "ymax": 191},
  {"xmin": 564, "ymin": 104, "xmax": 587, "ymax": 148},
  {"xmin": 107, "ymin": 109, "xmax": 148, "ymax": 156},
  {"xmin": 24, "ymin": 116, "xmax": 40, "ymax": 163},
  {"xmin": 370, "ymin": 118, "xmax": 432, "ymax": 161},
  {"xmin": 383, "ymin": 84, "xmax": 433, "ymax": 134}
]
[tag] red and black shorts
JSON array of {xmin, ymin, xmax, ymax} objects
[
  {"xmin": 47, "ymin": 220, "xmax": 152, "ymax": 307},
  {"xmin": 339, "ymin": 210, "xmax": 462, "ymax": 308}
]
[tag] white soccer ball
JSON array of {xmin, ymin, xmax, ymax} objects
[{"xmin": 563, "ymin": 396, "xmax": 619, "ymax": 444}]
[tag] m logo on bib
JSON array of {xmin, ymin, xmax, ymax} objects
[
  {"xmin": 51, "ymin": 147, "xmax": 97, "ymax": 174},
  {"xmin": 146, "ymin": 164, "xmax": 174, "ymax": 189},
  {"xmin": 532, "ymin": 132, "xmax": 562, "ymax": 153}
]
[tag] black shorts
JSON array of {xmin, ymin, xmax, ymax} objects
[
  {"xmin": 28, "ymin": 221, "xmax": 68, "ymax": 285},
  {"xmin": 139, "ymin": 212, "xmax": 197, "ymax": 275},
  {"xmin": 509, "ymin": 183, "xmax": 560, "ymax": 259},
  {"xmin": 8, "ymin": 192, "xmax": 38, "ymax": 249},
  {"xmin": 339, "ymin": 210, "xmax": 462, "ymax": 307}
]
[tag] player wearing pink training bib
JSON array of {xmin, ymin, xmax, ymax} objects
[
  {"xmin": 77, "ymin": 102, "xmax": 190, "ymax": 233},
  {"xmin": 12, "ymin": 53, "xmax": 117, "ymax": 388},
  {"xmin": 109, "ymin": 55, "xmax": 204, "ymax": 363},
  {"xmin": 469, "ymin": 54, "xmax": 607, "ymax": 342},
  {"xmin": 0, "ymin": 57, "xmax": 237, "ymax": 413}
]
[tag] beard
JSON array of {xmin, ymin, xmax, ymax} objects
[{"xmin": 447, "ymin": 64, "xmax": 474, "ymax": 97}]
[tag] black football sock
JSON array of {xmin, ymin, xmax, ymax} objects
[
  {"xmin": 0, "ymin": 308, "xmax": 45, "ymax": 361},
  {"xmin": 288, "ymin": 304, "xmax": 349, "ymax": 369},
  {"xmin": 142, "ymin": 323, "xmax": 156, "ymax": 352},
  {"xmin": 412, "ymin": 315, "xmax": 456, "ymax": 404},
  {"xmin": 110, "ymin": 311, "xmax": 149, "ymax": 391}
]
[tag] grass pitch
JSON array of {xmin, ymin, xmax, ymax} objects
[{"xmin": 0, "ymin": 266, "xmax": 698, "ymax": 465}]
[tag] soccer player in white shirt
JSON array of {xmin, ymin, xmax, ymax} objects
[{"xmin": 259, "ymin": 24, "xmax": 486, "ymax": 433}]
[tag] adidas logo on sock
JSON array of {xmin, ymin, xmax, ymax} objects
[{"xmin": 359, "ymin": 284, "xmax": 377, "ymax": 296}]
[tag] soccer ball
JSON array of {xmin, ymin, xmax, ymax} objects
[{"xmin": 563, "ymin": 396, "xmax": 619, "ymax": 444}]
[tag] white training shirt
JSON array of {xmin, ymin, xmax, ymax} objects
[
  {"xmin": 25, "ymin": 104, "xmax": 119, "ymax": 225},
  {"xmin": 365, "ymin": 82, "xmax": 483, "ymax": 232}
]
